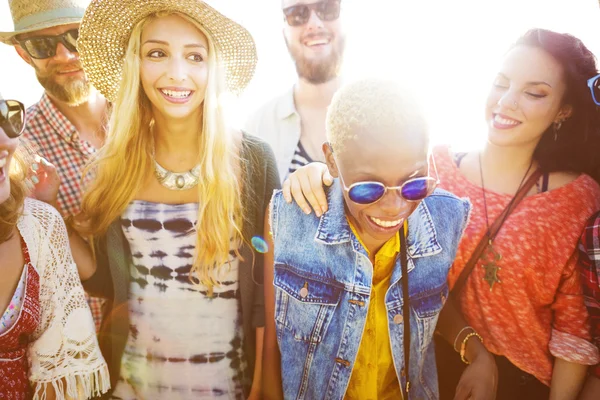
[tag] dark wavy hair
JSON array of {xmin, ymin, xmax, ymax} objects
[{"xmin": 513, "ymin": 29, "xmax": 600, "ymax": 183}]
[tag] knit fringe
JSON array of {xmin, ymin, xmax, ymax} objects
[{"xmin": 33, "ymin": 363, "xmax": 110, "ymax": 400}]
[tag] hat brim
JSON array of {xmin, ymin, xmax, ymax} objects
[
  {"xmin": 0, "ymin": 18, "xmax": 82, "ymax": 45},
  {"xmin": 78, "ymin": 0, "xmax": 257, "ymax": 102}
]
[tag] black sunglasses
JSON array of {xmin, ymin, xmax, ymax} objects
[
  {"xmin": 16, "ymin": 28, "xmax": 79, "ymax": 60},
  {"xmin": 283, "ymin": 0, "xmax": 341, "ymax": 27},
  {"xmin": 0, "ymin": 99, "xmax": 25, "ymax": 139}
]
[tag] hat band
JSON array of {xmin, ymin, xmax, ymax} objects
[{"xmin": 14, "ymin": 8, "xmax": 86, "ymax": 31}]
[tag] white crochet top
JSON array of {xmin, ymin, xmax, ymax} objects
[{"xmin": 16, "ymin": 198, "xmax": 110, "ymax": 399}]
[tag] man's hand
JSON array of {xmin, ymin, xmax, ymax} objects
[{"xmin": 282, "ymin": 162, "xmax": 332, "ymax": 217}]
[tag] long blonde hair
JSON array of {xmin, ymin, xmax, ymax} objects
[
  {"xmin": 0, "ymin": 144, "xmax": 30, "ymax": 243},
  {"xmin": 80, "ymin": 12, "xmax": 243, "ymax": 290}
]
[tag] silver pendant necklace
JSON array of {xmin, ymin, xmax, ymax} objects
[{"xmin": 153, "ymin": 158, "xmax": 201, "ymax": 191}]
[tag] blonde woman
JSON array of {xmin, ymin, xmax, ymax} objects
[
  {"xmin": 38, "ymin": 0, "xmax": 281, "ymax": 398},
  {"xmin": 0, "ymin": 94, "xmax": 109, "ymax": 399}
]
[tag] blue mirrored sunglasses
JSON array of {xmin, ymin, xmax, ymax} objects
[
  {"xmin": 587, "ymin": 73, "xmax": 600, "ymax": 106},
  {"xmin": 337, "ymin": 155, "xmax": 440, "ymax": 205}
]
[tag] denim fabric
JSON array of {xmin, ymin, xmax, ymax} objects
[{"xmin": 270, "ymin": 179, "xmax": 471, "ymax": 400}]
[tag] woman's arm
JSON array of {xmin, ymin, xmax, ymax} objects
[
  {"xmin": 550, "ymin": 358, "xmax": 587, "ymax": 400},
  {"xmin": 248, "ymin": 327, "xmax": 264, "ymax": 400},
  {"xmin": 578, "ymin": 374, "xmax": 600, "ymax": 400},
  {"xmin": 262, "ymin": 210, "xmax": 284, "ymax": 399},
  {"xmin": 66, "ymin": 226, "xmax": 96, "ymax": 280},
  {"xmin": 436, "ymin": 297, "xmax": 498, "ymax": 400},
  {"xmin": 28, "ymin": 205, "xmax": 110, "ymax": 399}
]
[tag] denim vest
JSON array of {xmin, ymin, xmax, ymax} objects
[{"xmin": 270, "ymin": 180, "xmax": 471, "ymax": 400}]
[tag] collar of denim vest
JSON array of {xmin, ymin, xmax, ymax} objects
[{"xmin": 314, "ymin": 179, "xmax": 442, "ymax": 259}]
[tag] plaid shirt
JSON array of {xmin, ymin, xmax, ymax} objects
[
  {"xmin": 22, "ymin": 93, "xmax": 104, "ymax": 331},
  {"xmin": 578, "ymin": 211, "xmax": 600, "ymax": 378}
]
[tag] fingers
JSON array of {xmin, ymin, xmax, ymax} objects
[
  {"xmin": 289, "ymin": 175, "xmax": 312, "ymax": 215},
  {"xmin": 282, "ymin": 177, "xmax": 292, "ymax": 204}
]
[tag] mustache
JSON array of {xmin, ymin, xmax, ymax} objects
[
  {"xmin": 37, "ymin": 62, "xmax": 83, "ymax": 77},
  {"xmin": 301, "ymin": 32, "xmax": 333, "ymax": 42}
]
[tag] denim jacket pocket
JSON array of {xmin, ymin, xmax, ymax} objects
[
  {"xmin": 412, "ymin": 283, "xmax": 449, "ymax": 353},
  {"xmin": 274, "ymin": 265, "xmax": 342, "ymax": 344}
]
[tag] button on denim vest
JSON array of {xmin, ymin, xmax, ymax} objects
[{"xmin": 270, "ymin": 180, "xmax": 471, "ymax": 400}]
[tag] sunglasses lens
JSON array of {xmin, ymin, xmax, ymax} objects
[
  {"xmin": 591, "ymin": 76, "xmax": 600, "ymax": 106},
  {"xmin": 317, "ymin": 0, "xmax": 341, "ymax": 21},
  {"xmin": 348, "ymin": 182, "xmax": 386, "ymax": 205},
  {"xmin": 64, "ymin": 29, "xmax": 79, "ymax": 52},
  {"xmin": 1, "ymin": 100, "xmax": 25, "ymax": 138},
  {"xmin": 23, "ymin": 37, "xmax": 56, "ymax": 59},
  {"xmin": 401, "ymin": 178, "xmax": 435, "ymax": 201},
  {"xmin": 284, "ymin": 5, "xmax": 310, "ymax": 26}
]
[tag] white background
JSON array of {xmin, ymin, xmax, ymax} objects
[{"xmin": 1, "ymin": 0, "xmax": 600, "ymax": 150}]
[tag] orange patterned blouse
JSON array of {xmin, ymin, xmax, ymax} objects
[{"xmin": 434, "ymin": 146, "xmax": 600, "ymax": 385}]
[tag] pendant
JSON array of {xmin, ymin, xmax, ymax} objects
[{"xmin": 481, "ymin": 242, "xmax": 502, "ymax": 291}]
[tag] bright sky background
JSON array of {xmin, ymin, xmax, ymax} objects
[{"xmin": 1, "ymin": 0, "xmax": 600, "ymax": 150}]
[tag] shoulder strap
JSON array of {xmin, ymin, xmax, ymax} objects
[
  {"xmin": 451, "ymin": 168, "xmax": 542, "ymax": 296},
  {"xmin": 400, "ymin": 223, "xmax": 411, "ymax": 397}
]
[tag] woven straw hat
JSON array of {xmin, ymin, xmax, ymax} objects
[
  {"xmin": 78, "ymin": 0, "xmax": 257, "ymax": 102},
  {"xmin": 0, "ymin": 0, "xmax": 90, "ymax": 44}
]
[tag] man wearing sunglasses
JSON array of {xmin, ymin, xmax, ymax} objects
[
  {"xmin": 0, "ymin": 0, "xmax": 107, "ymax": 331},
  {"xmin": 245, "ymin": 0, "xmax": 345, "ymax": 183}
]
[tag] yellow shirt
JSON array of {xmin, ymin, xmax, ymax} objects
[{"xmin": 344, "ymin": 221, "xmax": 403, "ymax": 400}]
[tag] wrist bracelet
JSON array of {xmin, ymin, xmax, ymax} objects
[
  {"xmin": 460, "ymin": 332, "xmax": 483, "ymax": 365},
  {"xmin": 453, "ymin": 326, "xmax": 474, "ymax": 352}
]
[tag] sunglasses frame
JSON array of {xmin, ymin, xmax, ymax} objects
[
  {"xmin": 0, "ymin": 99, "xmax": 26, "ymax": 139},
  {"xmin": 587, "ymin": 73, "xmax": 600, "ymax": 106},
  {"xmin": 335, "ymin": 154, "xmax": 440, "ymax": 205},
  {"xmin": 283, "ymin": 0, "xmax": 342, "ymax": 27},
  {"xmin": 16, "ymin": 28, "xmax": 79, "ymax": 60}
]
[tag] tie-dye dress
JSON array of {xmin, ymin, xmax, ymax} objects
[{"xmin": 111, "ymin": 200, "xmax": 248, "ymax": 400}]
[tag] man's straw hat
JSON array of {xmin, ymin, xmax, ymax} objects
[
  {"xmin": 78, "ymin": 0, "xmax": 257, "ymax": 102},
  {"xmin": 0, "ymin": 0, "xmax": 90, "ymax": 45}
]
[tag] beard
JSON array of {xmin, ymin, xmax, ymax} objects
[
  {"xmin": 286, "ymin": 34, "xmax": 345, "ymax": 85},
  {"xmin": 35, "ymin": 62, "xmax": 91, "ymax": 106}
]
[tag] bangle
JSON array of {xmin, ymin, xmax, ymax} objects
[
  {"xmin": 460, "ymin": 332, "xmax": 483, "ymax": 365},
  {"xmin": 453, "ymin": 326, "xmax": 474, "ymax": 352}
]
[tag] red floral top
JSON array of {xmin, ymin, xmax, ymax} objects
[
  {"xmin": 435, "ymin": 146, "xmax": 600, "ymax": 385},
  {"xmin": 0, "ymin": 237, "xmax": 41, "ymax": 399}
]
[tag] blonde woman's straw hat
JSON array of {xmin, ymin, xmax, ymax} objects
[
  {"xmin": 0, "ymin": 0, "xmax": 90, "ymax": 45},
  {"xmin": 78, "ymin": 0, "xmax": 257, "ymax": 102}
]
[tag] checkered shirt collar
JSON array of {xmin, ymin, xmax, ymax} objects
[{"xmin": 38, "ymin": 93, "xmax": 79, "ymax": 144}]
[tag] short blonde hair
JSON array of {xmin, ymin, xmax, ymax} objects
[{"xmin": 326, "ymin": 79, "xmax": 428, "ymax": 153}]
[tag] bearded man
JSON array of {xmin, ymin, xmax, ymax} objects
[
  {"xmin": 245, "ymin": 0, "xmax": 345, "ymax": 183},
  {"xmin": 0, "ymin": 0, "xmax": 108, "ymax": 331}
]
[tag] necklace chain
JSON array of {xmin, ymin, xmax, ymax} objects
[
  {"xmin": 478, "ymin": 152, "xmax": 534, "ymax": 242},
  {"xmin": 478, "ymin": 152, "xmax": 534, "ymax": 290}
]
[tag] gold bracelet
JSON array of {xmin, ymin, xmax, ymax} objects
[
  {"xmin": 460, "ymin": 332, "xmax": 483, "ymax": 365},
  {"xmin": 453, "ymin": 326, "xmax": 474, "ymax": 352}
]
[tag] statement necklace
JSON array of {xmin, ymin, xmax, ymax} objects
[
  {"xmin": 153, "ymin": 156, "xmax": 201, "ymax": 191},
  {"xmin": 478, "ymin": 153, "xmax": 533, "ymax": 290}
]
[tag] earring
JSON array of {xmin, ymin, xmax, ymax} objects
[{"xmin": 553, "ymin": 120, "xmax": 563, "ymax": 141}]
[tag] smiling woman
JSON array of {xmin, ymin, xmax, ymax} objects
[{"xmin": 71, "ymin": 0, "xmax": 279, "ymax": 399}]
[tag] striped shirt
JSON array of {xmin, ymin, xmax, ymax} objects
[{"xmin": 287, "ymin": 141, "xmax": 313, "ymax": 177}]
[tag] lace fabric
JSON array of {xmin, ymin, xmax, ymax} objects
[{"xmin": 16, "ymin": 198, "xmax": 110, "ymax": 399}]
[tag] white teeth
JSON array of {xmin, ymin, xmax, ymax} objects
[
  {"xmin": 494, "ymin": 114, "xmax": 519, "ymax": 126},
  {"xmin": 0, "ymin": 158, "xmax": 6, "ymax": 168},
  {"xmin": 306, "ymin": 39, "xmax": 329, "ymax": 46},
  {"xmin": 160, "ymin": 89, "xmax": 192, "ymax": 98},
  {"xmin": 370, "ymin": 217, "xmax": 403, "ymax": 228}
]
